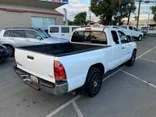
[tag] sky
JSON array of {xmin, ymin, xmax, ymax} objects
[
  {"xmin": 56, "ymin": 0, "xmax": 156, "ymax": 22},
  {"xmin": 56, "ymin": 0, "xmax": 99, "ymax": 21}
]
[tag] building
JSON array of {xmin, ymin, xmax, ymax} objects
[{"xmin": 0, "ymin": 0, "xmax": 68, "ymax": 30}]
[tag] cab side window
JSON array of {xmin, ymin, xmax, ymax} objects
[
  {"xmin": 111, "ymin": 31, "xmax": 119, "ymax": 44},
  {"xmin": 118, "ymin": 31, "xmax": 129, "ymax": 44}
]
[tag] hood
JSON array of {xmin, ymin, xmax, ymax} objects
[{"xmin": 42, "ymin": 37, "xmax": 69, "ymax": 44}]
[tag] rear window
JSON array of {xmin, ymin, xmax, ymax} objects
[
  {"xmin": 71, "ymin": 31, "xmax": 107, "ymax": 44},
  {"xmin": 50, "ymin": 27, "xmax": 59, "ymax": 33}
]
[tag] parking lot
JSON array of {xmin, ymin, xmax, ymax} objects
[{"xmin": 1, "ymin": 36, "xmax": 156, "ymax": 117}]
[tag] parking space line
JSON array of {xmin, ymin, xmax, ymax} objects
[
  {"xmin": 139, "ymin": 57, "xmax": 156, "ymax": 64},
  {"xmin": 45, "ymin": 95, "xmax": 81, "ymax": 117},
  {"xmin": 72, "ymin": 101, "xmax": 84, "ymax": 117},
  {"xmin": 136, "ymin": 45, "xmax": 156, "ymax": 59},
  {"xmin": 45, "ymin": 45, "xmax": 156, "ymax": 117},
  {"xmin": 121, "ymin": 70, "xmax": 156, "ymax": 89}
]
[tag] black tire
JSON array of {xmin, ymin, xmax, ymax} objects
[
  {"xmin": 138, "ymin": 35, "xmax": 142, "ymax": 41},
  {"xmin": 126, "ymin": 50, "xmax": 136, "ymax": 66},
  {"xmin": 84, "ymin": 67, "xmax": 103, "ymax": 97},
  {"xmin": 5, "ymin": 45, "xmax": 14, "ymax": 57}
]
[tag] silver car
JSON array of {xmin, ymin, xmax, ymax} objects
[{"xmin": 0, "ymin": 28, "xmax": 68, "ymax": 56}]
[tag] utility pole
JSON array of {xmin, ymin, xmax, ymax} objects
[{"xmin": 136, "ymin": 0, "xmax": 141, "ymax": 28}]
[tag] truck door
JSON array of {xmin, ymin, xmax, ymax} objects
[
  {"xmin": 110, "ymin": 30, "xmax": 125, "ymax": 69},
  {"xmin": 117, "ymin": 31, "xmax": 131, "ymax": 62}
]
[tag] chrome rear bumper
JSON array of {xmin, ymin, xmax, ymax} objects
[{"xmin": 13, "ymin": 66, "xmax": 68, "ymax": 95}]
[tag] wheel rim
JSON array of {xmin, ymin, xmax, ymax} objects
[
  {"xmin": 6, "ymin": 46, "xmax": 13, "ymax": 56},
  {"xmin": 139, "ymin": 36, "xmax": 142, "ymax": 41},
  {"xmin": 89, "ymin": 73, "xmax": 102, "ymax": 95}
]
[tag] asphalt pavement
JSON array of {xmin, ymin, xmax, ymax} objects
[{"xmin": 1, "ymin": 36, "xmax": 156, "ymax": 117}]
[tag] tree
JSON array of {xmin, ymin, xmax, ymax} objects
[
  {"xmin": 150, "ymin": 6, "xmax": 156, "ymax": 22},
  {"xmin": 90, "ymin": 0, "xmax": 136, "ymax": 25},
  {"xmin": 73, "ymin": 12, "xmax": 87, "ymax": 26}
]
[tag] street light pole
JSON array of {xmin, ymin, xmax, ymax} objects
[
  {"xmin": 136, "ymin": 0, "xmax": 141, "ymax": 28},
  {"xmin": 63, "ymin": 8, "xmax": 68, "ymax": 25}
]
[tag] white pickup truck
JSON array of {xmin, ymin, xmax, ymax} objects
[
  {"xmin": 121, "ymin": 25, "xmax": 144, "ymax": 41},
  {"xmin": 14, "ymin": 27, "xmax": 137, "ymax": 97}
]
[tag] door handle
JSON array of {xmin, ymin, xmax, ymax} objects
[
  {"xmin": 122, "ymin": 47, "xmax": 125, "ymax": 49},
  {"xmin": 27, "ymin": 55, "xmax": 34, "ymax": 60},
  {"xmin": 61, "ymin": 34, "xmax": 65, "ymax": 36}
]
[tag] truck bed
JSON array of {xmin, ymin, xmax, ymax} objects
[{"xmin": 18, "ymin": 43, "xmax": 109, "ymax": 57}]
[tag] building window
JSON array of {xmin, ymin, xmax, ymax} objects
[{"xmin": 31, "ymin": 17, "xmax": 56, "ymax": 30}]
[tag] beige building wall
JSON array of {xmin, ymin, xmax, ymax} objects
[{"xmin": 0, "ymin": 4, "xmax": 63, "ymax": 29}]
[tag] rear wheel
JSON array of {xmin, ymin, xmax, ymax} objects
[
  {"xmin": 5, "ymin": 45, "xmax": 14, "ymax": 57},
  {"xmin": 84, "ymin": 67, "xmax": 103, "ymax": 97},
  {"xmin": 126, "ymin": 50, "xmax": 136, "ymax": 66}
]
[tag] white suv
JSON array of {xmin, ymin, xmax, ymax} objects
[
  {"xmin": 0, "ymin": 28, "xmax": 68, "ymax": 56},
  {"xmin": 121, "ymin": 25, "xmax": 144, "ymax": 41}
]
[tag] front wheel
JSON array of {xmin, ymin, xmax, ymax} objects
[
  {"xmin": 84, "ymin": 67, "xmax": 103, "ymax": 97},
  {"xmin": 126, "ymin": 50, "xmax": 136, "ymax": 66},
  {"xmin": 138, "ymin": 35, "xmax": 142, "ymax": 41}
]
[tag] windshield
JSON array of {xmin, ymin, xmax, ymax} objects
[{"xmin": 37, "ymin": 29, "xmax": 51, "ymax": 39}]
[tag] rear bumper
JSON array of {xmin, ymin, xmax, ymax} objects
[{"xmin": 13, "ymin": 66, "xmax": 68, "ymax": 95}]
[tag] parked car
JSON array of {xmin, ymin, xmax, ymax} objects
[
  {"xmin": 0, "ymin": 44, "xmax": 8, "ymax": 62},
  {"xmin": 0, "ymin": 27, "xmax": 68, "ymax": 57},
  {"xmin": 121, "ymin": 25, "xmax": 144, "ymax": 41},
  {"xmin": 138, "ymin": 29, "xmax": 147, "ymax": 38},
  {"xmin": 14, "ymin": 26, "xmax": 137, "ymax": 97},
  {"xmin": 48, "ymin": 25, "xmax": 80, "ymax": 40}
]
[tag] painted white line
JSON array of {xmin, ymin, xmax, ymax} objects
[
  {"xmin": 45, "ymin": 95, "xmax": 81, "ymax": 117},
  {"xmin": 72, "ymin": 101, "xmax": 84, "ymax": 117},
  {"xmin": 136, "ymin": 45, "xmax": 156, "ymax": 59},
  {"xmin": 139, "ymin": 57, "xmax": 156, "ymax": 64},
  {"xmin": 45, "ymin": 45, "xmax": 156, "ymax": 117},
  {"xmin": 121, "ymin": 70, "xmax": 156, "ymax": 89}
]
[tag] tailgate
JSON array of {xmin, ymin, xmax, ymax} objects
[{"xmin": 15, "ymin": 48, "xmax": 56, "ymax": 83}]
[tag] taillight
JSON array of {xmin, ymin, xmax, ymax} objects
[{"xmin": 54, "ymin": 60, "xmax": 66, "ymax": 82}]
